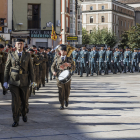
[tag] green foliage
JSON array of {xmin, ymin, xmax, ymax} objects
[
  {"xmin": 82, "ymin": 28, "xmax": 117, "ymax": 48},
  {"xmin": 82, "ymin": 28, "xmax": 90, "ymax": 44},
  {"xmin": 120, "ymin": 23, "xmax": 140, "ymax": 49}
]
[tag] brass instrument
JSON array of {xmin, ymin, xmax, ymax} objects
[
  {"xmin": 31, "ymin": 53, "xmax": 35, "ymax": 59},
  {"xmin": 0, "ymin": 47, "xmax": 7, "ymax": 58},
  {"xmin": 66, "ymin": 45, "xmax": 76, "ymax": 57}
]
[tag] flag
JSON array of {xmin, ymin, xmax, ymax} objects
[{"xmin": 51, "ymin": 25, "xmax": 57, "ymax": 41}]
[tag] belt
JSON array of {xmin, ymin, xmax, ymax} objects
[
  {"xmin": 82, "ymin": 57, "xmax": 84, "ymax": 58},
  {"xmin": 92, "ymin": 57, "xmax": 94, "ymax": 58},
  {"xmin": 100, "ymin": 57, "xmax": 102, "ymax": 58},
  {"xmin": 11, "ymin": 69, "xmax": 28, "ymax": 74}
]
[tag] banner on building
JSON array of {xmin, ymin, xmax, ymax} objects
[
  {"xmin": 67, "ymin": 36, "xmax": 78, "ymax": 42},
  {"xmin": 30, "ymin": 30, "xmax": 51, "ymax": 38}
]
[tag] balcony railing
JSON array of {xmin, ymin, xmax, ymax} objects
[
  {"xmin": 66, "ymin": 7, "xmax": 69, "ymax": 13},
  {"xmin": 66, "ymin": 27, "xmax": 69, "ymax": 33}
]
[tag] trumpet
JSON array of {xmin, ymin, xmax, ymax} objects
[{"xmin": 66, "ymin": 45, "xmax": 76, "ymax": 57}]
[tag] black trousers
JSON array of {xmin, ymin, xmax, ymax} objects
[
  {"xmin": 9, "ymin": 85, "xmax": 29, "ymax": 122},
  {"xmin": 0, "ymin": 73, "xmax": 6, "ymax": 91}
]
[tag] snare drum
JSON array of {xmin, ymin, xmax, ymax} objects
[{"xmin": 58, "ymin": 70, "xmax": 71, "ymax": 84}]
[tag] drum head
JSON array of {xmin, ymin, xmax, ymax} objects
[{"xmin": 58, "ymin": 70, "xmax": 70, "ymax": 81}]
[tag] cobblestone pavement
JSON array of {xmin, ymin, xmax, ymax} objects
[{"xmin": 0, "ymin": 73, "xmax": 140, "ymax": 140}]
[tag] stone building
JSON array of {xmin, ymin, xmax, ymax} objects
[{"xmin": 81, "ymin": 0, "xmax": 135, "ymax": 39}]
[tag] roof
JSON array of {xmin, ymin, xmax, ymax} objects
[{"xmin": 118, "ymin": 0, "xmax": 140, "ymax": 4}]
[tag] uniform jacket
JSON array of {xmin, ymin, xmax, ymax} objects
[
  {"xmin": 80, "ymin": 50, "xmax": 89, "ymax": 63},
  {"xmin": 51, "ymin": 56, "xmax": 75, "ymax": 77},
  {"xmin": 114, "ymin": 51, "xmax": 121, "ymax": 63},
  {"xmin": 123, "ymin": 51, "xmax": 131, "ymax": 62},
  {"xmin": 132, "ymin": 52, "xmax": 139, "ymax": 63},
  {"xmin": 48, "ymin": 52, "xmax": 54, "ymax": 67},
  {"xmin": 99, "ymin": 50, "xmax": 106, "ymax": 62},
  {"xmin": 4, "ymin": 51, "xmax": 35, "ymax": 87},
  {"xmin": 72, "ymin": 50, "xmax": 78, "ymax": 61},
  {"xmin": 105, "ymin": 50, "xmax": 113, "ymax": 62},
  {"xmin": 89, "ymin": 50, "xmax": 99, "ymax": 63},
  {"xmin": 38, "ymin": 52, "xmax": 48, "ymax": 70}
]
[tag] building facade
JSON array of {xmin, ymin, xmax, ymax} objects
[
  {"xmin": 81, "ymin": 0, "xmax": 135, "ymax": 39},
  {"xmin": 12, "ymin": 0, "xmax": 61, "ymax": 48},
  {"xmin": 0, "ymin": 0, "xmax": 12, "ymax": 45},
  {"xmin": 118, "ymin": 0, "xmax": 140, "ymax": 24}
]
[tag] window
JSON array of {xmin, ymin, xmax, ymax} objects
[
  {"xmin": 101, "ymin": 16, "xmax": 105, "ymax": 22},
  {"xmin": 90, "ymin": 6, "xmax": 93, "ymax": 10},
  {"xmin": 90, "ymin": 30, "xmax": 92, "ymax": 34},
  {"xmin": 27, "ymin": 4, "xmax": 40, "ymax": 29},
  {"xmin": 90, "ymin": 16, "xmax": 93, "ymax": 23},
  {"xmin": 128, "ymin": 22, "xmax": 129, "ymax": 28},
  {"xmin": 121, "ymin": 21, "xmax": 123, "ymax": 26},
  {"xmin": 125, "ymin": 21, "xmax": 126, "ymax": 28},
  {"xmin": 102, "ymin": 6, "xmax": 104, "ymax": 10}
]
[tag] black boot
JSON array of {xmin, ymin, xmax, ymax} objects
[
  {"xmin": 22, "ymin": 115, "xmax": 27, "ymax": 122},
  {"xmin": 12, "ymin": 122, "xmax": 19, "ymax": 127},
  {"xmin": 3, "ymin": 90, "xmax": 7, "ymax": 95},
  {"xmin": 60, "ymin": 106, "xmax": 64, "ymax": 110},
  {"xmin": 65, "ymin": 101, "xmax": 68, "ymax": 107}
]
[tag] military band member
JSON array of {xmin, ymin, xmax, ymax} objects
[
  {"xmin": 0, "ymin": 44, "xmax": 7, "ymax": 95},
  {"xmin": 98, "ymin": 45, "xmax": 106, "ymax": 75},
  {"xmin": 105, "ymin": 46, "xmax": 113, "ymax": 74},
  {"xmin": 51, "ymin": 44, "xmax": 75, "ymax": 110},
  {"xmin": 3, "ymin": 39, "xmax": 35, "ymax": 127},
  {"xmin": 131, "ymin": 48, "xmax": 139, "ymax": 72},
  {"xmin": 89, "ymin": 46, "xmax": 99, "ymax": 76},
  {"xmin": 79, "ymin": 45, "xmax": 89, "ymax": 77}
]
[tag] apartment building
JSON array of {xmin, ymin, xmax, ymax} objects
[
  {"xmin": 81, "ymin": 0, "xmax": 135, "ymax": 39},
  {"xmin": 12, "ymin": 0, "xmax": 61, "ymax": 48},
  {"xmin": 0, "ymin": 0, "xmax": 12, "ymax": 45}
]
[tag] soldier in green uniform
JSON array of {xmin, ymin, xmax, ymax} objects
[
  {"xmin": 123, "ymin": 47, "xmax": 131, "ymax": 73},
  {"xmin": 79, "ymin": 45, "xmax": 89, "ymax": 77},
  {"xmin": 131, "ymin": 48, "xmax": 139, "ymax": 72},
  {"xmin": 113, "ymin": 47, "xmax": 122, "ymax": 74},
  {"xmin": 3, "ymin": 39, "xmax": 35, "ymax": 127},
  {"xmin": 89, "ymin": 46, "xmax": 99, "ymax": 76},
  {"xmin": 38, "ymin": 46, "xmax": 48, "ymax": 87},
  {"xmin": 105, "ymin": 46, "xmax": 113, "ymax": 74},
  {"xmin": 51, "ymin": 44, "xmax": 75, "ymax": 110},
  {"xmin": 47, "ymin": 47, "xmax": 54, "ymax": 80},
  {"xmin": 0, "ymin": 44, "xmax": 7, "ymax": 95},
  {"xmin": 98, "ymin": 45, "xmax": 106, "ymax": 75}
]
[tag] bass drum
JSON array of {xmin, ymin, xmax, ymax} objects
[{"xmin": 58, "ymin": 70, "xmax": 71, "ymax": 84}]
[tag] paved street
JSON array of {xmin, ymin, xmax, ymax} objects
[{"xmin": 0, "ymin": 73, "xmax": 140, "ymax": 140}]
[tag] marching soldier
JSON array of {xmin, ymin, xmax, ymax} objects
[
  {"xmin": 98, "ymin": 45, "xmax": 106, "ymax": 75},
  {"xmin": 89, "ymin": 46, "xmax": 99, "ymax": 76},
  {"xmin": 114, "ymin": 47, "xmax": 122, "ymax": 74},
  {"xmin": 105, "ymin": 46, "xmax": 113, "ymax": 74},
  {"xmin": 131, "ymin": 48, "xmax": 139, "ymax": 72},
  {"xmin": 119, "ymin": 48, "xmax": 124, "ymax": 71},
  {"xmin": 38, "ymin": 46, "xmax": 48, "ymax": 87},
  {"xmin": 0, "ymin": 44, "xmax": 7, "ymax": 95},
  {"xmin": 123, "ymin": 47, "xmax": 131, "ymax": 73},
  {"xmin": 79, "ymin": 45, "xmax": 89, "ymax": 77},
  {"xmin": 3, "ymin": 39, "xmax": 35, "ymax": 127},
  {"xmin": 47, "ymin": 47, "xmax": 54, "ymax": 80},
  {"xmin": 51, "ymin": 44, "xmax": 75, "ymax": 110},
  {"xmin": 72, "ymin": 48, "xmax": 78, "ymax": 74}
]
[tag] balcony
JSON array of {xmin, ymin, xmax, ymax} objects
[
  {"xmin": 66, "ymin": 7, "xmax": 69, "ymax": 13},
  {"xmin": 66, "ymin": 27, "xmax": 69, "ymax": 33}
]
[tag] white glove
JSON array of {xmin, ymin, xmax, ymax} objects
[
  {"xmin": 111, "ymin": 61, "xmax": 113, "ymax": 62},
  {"xmin": 86, "ymin": 61, "xmax": 88, "ymax": 63},
  {"xmin": 3, "ymin": 82, "xmax": 8, "ymax": 89},
  {"xmin": 31, "ymin": 82, "xmax": 37, "ymax": 88}
]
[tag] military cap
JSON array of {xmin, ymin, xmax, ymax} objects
[
  {"xmin": 37, "ymin": 48, "xmax": 40, "ymax": 51},
  {"xmin": 44, "ymin": 47, "xmax": 48, "ymax": 51},
  {"xmin": 48, "ymin": 47, "xmax": 51, "ymax": 50},
  {"xmin": 107, "ymin": 46, "xmax": 110, "ymax": 48},
  {"xmin": 60, "ymin": 44, "xmax": 67, "ymax": 51},
  {"xmin": 39, "ymin": 46, "xmax": 44, "ymax": 49},
  {"xmin": 92, "ymin": 45, "xmax": 96, "ymax": 48},
  {"xmin": 32, "ymin": 45, "xmax": 37, "ymax": 48},
  {"xmin": 100, "ymin": 44, "xmax": 105, "ymax": 47},
  {"xmin": 0, "ymin": 44, "xmax": 4, "ymax": 48},
  {"xmin": 82, "ymin": 44, "xmax": 86, "ymax": 47},
  {"xmin": 29, "ymin": 49, "xmax": 34, "ymax": 52},
  {"xmin": 15, "ymin": 38, "xmax": 25, "ymax": 42},
  {"xmin": 115, "ymin": 47, "xmax": 118, "ymax": 49},
  {"xmin": 134, "ymin": 48, "xmax": 137, "ymax": 50}
]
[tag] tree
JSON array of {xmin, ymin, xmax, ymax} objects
[
  {"xmin": 89, "ymin": 28, "xmax": 117, "ymax": 48},
  {"xmin": 82, "ymin": 28, "xmax": 90, "ymax": 44},
  {"xmin": 120, "ymin": 23, "xmax": 140, "ymax": 49}
]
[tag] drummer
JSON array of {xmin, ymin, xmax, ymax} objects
[{"xmin": 51, "ymin": 44, "xmax": 75, "ymax": 110}]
